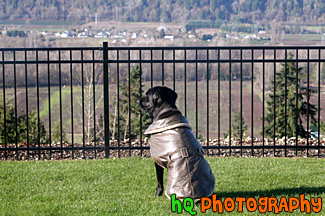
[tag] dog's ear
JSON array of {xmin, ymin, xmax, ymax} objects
[
  {"xmin": 170, "ymin": 90, "xmax": 177, "ymax": 102},
  {"xmin": 153, "ymin": 91, "xmax": 163, "ymax": 106},
  {"xmin": 164, "ymin": 87, "xmax": 177, "ymax": 105}
]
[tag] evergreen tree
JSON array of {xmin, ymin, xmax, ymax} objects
[
  {"xmin": 310, "ymin": 121, "xmax": 325, "ymax": 137},
  {"xmin": 0, "ymin": 99, "xmax": 49, "ymax": 144},
  {"xmin": 321, "ymin": 62, "xmax": 325, "ymax": 83},
  {"xmin": 264, "ymin": 53, "xmax": 317, "ymax": 138},
  {"xmin": 111, "ymin": 65, "xmax": 151, "ymax": 140},
  {"xmin": 0, "ymin": 99, "xmax": 17, "ymax": 144},
  {"xmin": 158, "ymin": 29, "xmax": 165, "ymax": 39},
  {"xmin": 53, "ymin": 121, "xmax": 67, "ymax": 142},
  {"xmin": 18, "ymin": 109, "xmax": 49, "ymax": 144},
  {"xmin": 224, "ymin": 112, "xmax": 248, "ymax": 139}
]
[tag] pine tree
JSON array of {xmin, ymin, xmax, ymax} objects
[
  {"xmin": 18, "ymin": 109, "xmax": 49, "ymax": 144},
  {"xmin": 0, "ymin": 99, "xmax": 49, "ymax": 144},
  {"xmin": 0, "ymin": 99, "xmax": 17, "ymax": 144},
  {"xmin": 264, "ymin": 52, "xmax": 317, "ymax": 138},
  {"xmin": 321, "ymin": 62, "xmax": 325, "ymax": 83},
  {"xmin": 53, "ymin": 121, "xmax": 67, "ymax": 142},
  {"xmin": 158, "ymin": 29, "xmax": 165, "ymax": 39},
  {"xmin": 111, "ymin": 65, "xmax": 151, "ymax": 141},
  {"xmin": 224, "ymin": 112, "xmax": 248, "ymax": 139}
]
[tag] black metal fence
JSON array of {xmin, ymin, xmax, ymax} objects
[{"xmin": 0, "ymin": 42, "xmax": 324, "ymax": 160}]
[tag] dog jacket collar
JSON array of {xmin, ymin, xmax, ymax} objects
[
  {"xmin": 144, "ymin": 108, "xmax": 192, "ymax": 135},
  {"xmin": 144, "ymin": 122, "xmax": 192, "ymax": 135}
]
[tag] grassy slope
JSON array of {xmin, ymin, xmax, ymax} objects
[
  {"xmin": 2, "ymin": 80, "xmax": 325, "ymax": 141},
  {"xmin": 0, "ymin": 157, "xmax": 324, "ymax": 215}
]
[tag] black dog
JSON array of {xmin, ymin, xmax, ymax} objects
[{"xmin": 140, "ymin": 86, "xmax": 215, "ymax": 199}]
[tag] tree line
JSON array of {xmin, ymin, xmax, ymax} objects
[
  {"xmin": 0, "ymin": 0, "xmax": 324, "ymax": 24},
  {"xmin": 6, "ymin": 30, "xmax": 28, "ymax": 38},
  {"xmin": 186, "ymin": 20, "xmax": 264, "ymax": 34}
]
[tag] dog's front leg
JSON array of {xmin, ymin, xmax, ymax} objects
[{"xmin": 155, "ymin": 162, "xmax": 164, "ymax": 196}]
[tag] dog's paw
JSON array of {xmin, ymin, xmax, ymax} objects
[{"xmin": 155, "ymin": 187, "xmax": 164, "ymax": 197}]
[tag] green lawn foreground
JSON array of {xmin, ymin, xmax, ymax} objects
[{"xmin": 0, "ymin": 157, "xmax": 324, "ymax": 216}]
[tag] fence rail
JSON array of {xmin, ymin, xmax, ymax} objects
[{"xmin": 0, "ymin": 42, "xmax": 324, "ymax": 160}]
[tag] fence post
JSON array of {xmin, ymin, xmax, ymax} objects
[{"xmin": 103, "ymin": 42, "xmax": 110, "ymax": 158}]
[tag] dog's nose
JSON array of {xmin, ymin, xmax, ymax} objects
[{"xmin": 139, "ymin": 98, "xmax": 145, "ymax": 109}]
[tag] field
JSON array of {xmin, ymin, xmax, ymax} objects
[
  {"xmin": 0, "ymin": 157, "xmax": 324, "ymax": 215},
  {"xmin": 0, "ymin": 80, "xmax": 281, "ymax": 141},
  {"xmin": 283, "ymin": 34, "xmax": 322, "ymax": 41},
  {"xmin": 1, "ymin": 79, "xmax": 325, "ymax": 143}
]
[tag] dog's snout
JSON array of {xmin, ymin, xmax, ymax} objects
[
  {"xmin": 139, "ymin": 95, "xmax": 154, "ymax": 112},
  {"xmin": 139, "ymin": 96, "xmax": 149, "ymax": 109},
  {"xmin": 139, "ymin": 97, "xmax": 145, "ymax": 109}
]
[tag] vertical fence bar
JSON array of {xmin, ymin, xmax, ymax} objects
[
  {"xmin": 92, "ymin": 50, "xmax": 96, "ymax": 159},
  {"xmin": 218, "ymin": 49, "xmax": 220, "ymax": 156},
  {"xmin": 47, "ymin": 50, "xmax": 52, "ymax": 158},
  {"xmin": 36, "ymin": 50, "xmax": 41, "ymax": 159},
  {"xmin": 195, "ymin": 49, "xmax": 198, "ymax": 138},
  {"xmin": 13, "ymin": 51, "xmax": 18, "ymax": 159},
  {"xmin": 70, "ymin": 50, "xmax": 74, "ymax": 159},
  {"xmin": 2, "ymin": 51, "xmax": 7, "ymax": 159},
  {"xmin": 273, "ymin": 49, "xmax": 276, "ymax": 156},
  {"xmin": 229, "ymin": 49, "xmax": 232, "ymax": 155},
  {"xmin": 25, "ymin": 50, "xmax": 30, "ymax": 159},
  {"xmin": 81, "ymin": 50, "xmax": 85, "ymax": 158},
  {"xmin": 117, "ymin": 49, "xmax": 120, "ymax": 158},
  {"xmin": 318, "ymin": 49, "xmax": 321, "ymax": 158},
  {"xmin": 262, "ymin": 49, "xmax": 265, "ymax": 156},
  {"xmin": 103, "ymin": 42, "xmax": 110, "ymax": 158},
  {"xmin": 207, "ymin": 48, "xmax": 209, "ymax": 155},
  {"xmin": 140, "ymin": 49, "xmax": 143, "ymax": 156},
  {"xmin": 307, "ymin": 49, "xmax": 310, "ymax": 157},
  {"xmin": 150, "ymin": 50, "xmax": 153, "ymax": 88},
  {"xmin": 128, "ymin": 49, "xmax": 131, "ymax": 157},
  {"xmin": 251, "ymin": 49, "xmax": 254, "ymax": 156},
  {"xmin": 184, "ymin": 48, "xmax": 187, "ymax": 117},
  {"xmin": 59, "ymin": 50, "xmax": 63, "ymax": 159},
  {"xmin": 162, "ymin": 49, "xmax": 164, "ymax": 85},
  {"xmin": 295, "ymin": 49, "xmax": 299, "ymax": 156},
  {"xmin": 240, "ymin": 49, "xmax": 243, "ymax": 156},
  {"xmin": 173, "ymin": 49, "xmax": 176, "ymax": 91},
  {"xmin": 284, "ymin": 49, "xmax": 287, "ymax": 157}
]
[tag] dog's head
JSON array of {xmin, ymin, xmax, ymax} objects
[{"xmin": 140, "ymin": 86, "xmax": 178, "ymax": 114}]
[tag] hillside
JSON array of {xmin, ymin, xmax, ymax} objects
[{"xmin": 0, "ymin": 0, "xmax": 324, "ymax": 25}]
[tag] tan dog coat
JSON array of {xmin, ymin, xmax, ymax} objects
[{"xmin": 144, "ymin": 113, "xmax": 215, "ymax": 199}]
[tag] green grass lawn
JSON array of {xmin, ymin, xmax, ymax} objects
[{"xmin": 0, "ymin": 157, "xmax": 324, "ymax": 215}]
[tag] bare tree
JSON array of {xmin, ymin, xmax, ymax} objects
[{"xmin": 74, "ymin": 51, "xmax": 104, "ymax": 144}]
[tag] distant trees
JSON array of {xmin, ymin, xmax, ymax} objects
[
  {"xmin": 7, "ymin": 30, "xmax": 27, "ymax": 38},
  {"xmin": 202, "ymin": 34, "xmax": 213, "ymax": 41},
  {"xmin": 186, "ymin": 20, "xmax": 225, "ymax": 32},
  {"xmin": 224, "ymin": 112, "xmax": 248, "ymax": 139},
  {"xmin": 158, "ymin": 29, "xmax": 165, "ymax": 39},
  {"xmin": 74, "ymin": 51, "xmax": 105, "ymax": 144},
  {"xmin": 110, "ymin": 65, "xmax": 151, "ymax": 141},
  {"xmin": 0, "ymin": 100, "xmax": 17, "ymax": 144},
  {"xmin": 53, "ymin": 122, "xmax": 67, "ymax": 143},
  {"xmin": 264, "ymin": 53, "xmax": 317, "ymax": 138},
  {"xmin": 0, "ymin": 99, "xmax": 49, "ymax": 144},
  {"xmin": 0, "ymin": 0, "xmax": 324, "ymax": 24}
]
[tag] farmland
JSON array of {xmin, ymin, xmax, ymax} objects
[{"xmin": 1, "ymin": 80, "xmax": 325, "ymax": 144}]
